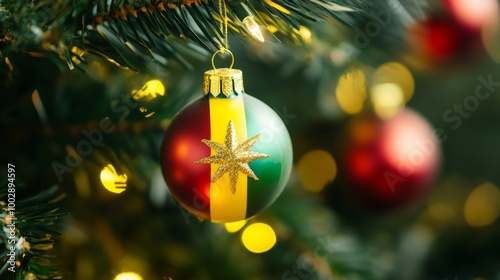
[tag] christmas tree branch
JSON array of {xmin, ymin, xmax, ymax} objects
[
  {"xmin": 0, "ymin": 0, "xmax": 365, "ymax": 73},
  {"xmin": 268, "ymin": 184, "xmax": 385, "ymax": 279},
  {"xmin": 0, "ymin": 182, "xmax": 65, "ymax": 279}
]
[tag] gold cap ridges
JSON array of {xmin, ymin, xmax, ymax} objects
[{"xmin": 203, "ymin": 68, "xmax": 244, "ymax": 97}]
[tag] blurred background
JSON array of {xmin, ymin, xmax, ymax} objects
[{"xmin": 2, "ymin": 0, "xmax": 500, "ymax": 279}]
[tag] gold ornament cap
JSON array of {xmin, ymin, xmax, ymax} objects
[
  {"xmin": 203, "ymin": 68, "xmax": 244, "ymax": 97},
  {"xmin": 203, "ymin": 49, "xmax": 244, "ymax": 97}
]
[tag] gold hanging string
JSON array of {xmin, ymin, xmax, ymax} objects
[
  {"xmin": 218, "ymin": 0, "xmax": 229, "ymax": 51},
  {"xmin": 204, "ymin": 0, "xmax": 240, "ymax": 98},
  {"xmin": 211, "ymin": 0, "xmax": 234, "ymax": 73}
]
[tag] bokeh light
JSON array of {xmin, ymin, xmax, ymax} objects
[
  {"xmin": 372, "ymin": 62, "xmax": 414, "ymax": 102},
  {"xmin": 31, "ymin": 90, "xmax": 48, "ymax": 124},
  {"xmin": 263, "ymin": 0, "xmax": 290, "ymax": 14},
  {"xmin": 428, "ymin": 203, "xmax": 455, "ymax": 221},
  {"xmin": 464, "ymin": 182, "xmax": 500, "ymax": 227},
  {"xmin": 297, "ymin": 150, "xmax": 337, "ymax": 192},
  {"xmin": 241, "ymin": 223, "xmax": 277, "ymax": 253},
  {"xmin": 336, "ymin": 69, "xmax": 366, "ymax": 114},
  {"xmin": 370, "ymin": 83, "xmax": 405, "ymax": 119},
  {"xmin": 445, "ymin": 0, "xmax": 499, "ymax": 30},
  {"xmin": 114, "ymin": 272, "xmax": 143, "ymax": 280},
  {"xmin": 381, "ymin": 111, "xmax": 440, "ymax": 174},
  {"xmin": 71, "ymin": 46, "xmax": 86, "ymax": 64},
  {"xmin": 349, "ymin": 118, "xmax": 377, "ymax": 145},
  {"xmin": 297, "ymin": 26, "xmax": 312, "ymax": 44},
  {"xmin": 100, "ymin": 164, "xmax": 128, "ymax": 194},
  {"xmin": 224, "ymin": 220, "xmax": 248, "ymax": 233},
  {"xmin": 482, "ymin": 15, "xmax": 500, "ymax": 63},
  {"xmin": 132, "ymin": 79, "xmax": 165, "ymax": 100}
]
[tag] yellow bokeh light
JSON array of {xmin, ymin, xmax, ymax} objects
[
  {"xmin": 132, "ymin": 79, "xmax": 165, "ymax": 100},
  {"xmin": 464, "ymin": 182, "xmax": 500, "ymax": 227},
  {"xmin": 100, "ymin": 164, "xmax": 127, "ymax": 194},
  {"xmin": 224, "ymin": 220, "xmax": 248, "ymax": 233},
  {"xmin": 370, "ymin": 83, "xmax": 405, "ymax": 119},
  {"xmin": 335, "ymin": 69, "xmax": 367, "ymax": 114},
  {"xmin": 482, "ymin": 15, "xmax": 500, "ymax": 63},
  {"xmin": 297, "ymin": 26, "xmax": 312, "ymax": 44},
  {"xmin": 372, "ymin": 62, "xmax": 414, "ymax": 102},
  {"xmin": 114, "ymin": 272, "xmax": 143, "ymax": 280},
  {"xmin": 139, "ymin": 107, "xmax": 156, "ymax": 117},
  {"xmin": 71, "ymin": 46, "xmax": 86, "ymax": 64},
  {"xmin": 241, "ymin": 223, "xmax": 276, "ymax": 253},
  {"xmin": 428, "ymin": 203, "xmax": 455, "ymax": 221},
  {"xmin": 349, "ymin": 118, "xmax": 377, "ymax": 145},
  {"xmin": 297, "ymin": 150, "xmax": 337, "ymax": 193},
  {"xmin": 263, "ymin": 0, "xmax": 291, "ymax": 14},
  {"xmin": 267, "ymin": 25, "xmax": 279, "ymax": 34}
]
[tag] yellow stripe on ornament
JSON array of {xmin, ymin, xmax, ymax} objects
[{"xmin": 209, "ymin": 96, "xmax": 248, "ymax": 222}]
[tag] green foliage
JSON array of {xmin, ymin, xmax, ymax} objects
[
  {"xmin": 0, "ymin": 182, "xmax": 65, "ymax": 280},
  {"xmin": 5, "ymin": 1, "xmax": 494, "ymax": 279},
  {"xmin": 0, "ymin": 0, "xmax": 375, "ymax": 73}
]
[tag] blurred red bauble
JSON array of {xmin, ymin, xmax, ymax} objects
[
  {"xmin": 406, "ymin": 0, "xmax": 500, "ymax": 71},
  {"xmin": 407, "ymin": 16, "xmax": 484, "ymax": 69},
  {"xmin": 340, "ymin": 109, "xmax": 442, "ymax": 210},
  {"xmin": 407, "ymin": 0, "xmax": 499, "ymax": 72}
]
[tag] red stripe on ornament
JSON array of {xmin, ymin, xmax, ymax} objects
[{"xmin": 160, "ymin": 97, "xmax": 212, "ymax": 221}]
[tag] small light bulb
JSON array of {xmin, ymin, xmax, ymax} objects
[
  {"xmin": 100, "ymin": 164, "xmax": 127, "ymax": 194},
  {"xmin": 243, "ymin": 16, "xmax": 265, "ymax": 42}
]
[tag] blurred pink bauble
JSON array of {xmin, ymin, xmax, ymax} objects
[{"xmin": 444, "ymin": 0, "xmax": 499, "ymax": 31}]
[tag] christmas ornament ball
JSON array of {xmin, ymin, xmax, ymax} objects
[
  {"xmin": 406, "ymin": 0, "xmax": 499, "ymax": 70},
  {"xmin": 160, "ymin": 68, "xmax": 293, "ymax": 223},
  {"xmin": 340, "ymin": 109, "xmax": 441, "ymax": 210},
  {"xmin": 407, "ymin": 16, "xmax": 484, "ymax": 70}
]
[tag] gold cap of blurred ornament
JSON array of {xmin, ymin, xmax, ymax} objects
[{"xmin": 203, "ymin": 68, "xmax": 244, "ymax": 97}]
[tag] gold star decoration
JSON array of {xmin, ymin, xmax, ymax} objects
[{"xmin": 195, "ymin": 120, "xmax": 269, "ymax": 194}]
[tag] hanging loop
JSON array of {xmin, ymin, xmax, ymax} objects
[{"xmin": 211, "ymin": 48, "xmax": 234, "ymax": 72}]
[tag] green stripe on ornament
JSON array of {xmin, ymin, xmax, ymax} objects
[{"xmin": 243, "ymin": 94, "xmax": 293, "ymax": 218}]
